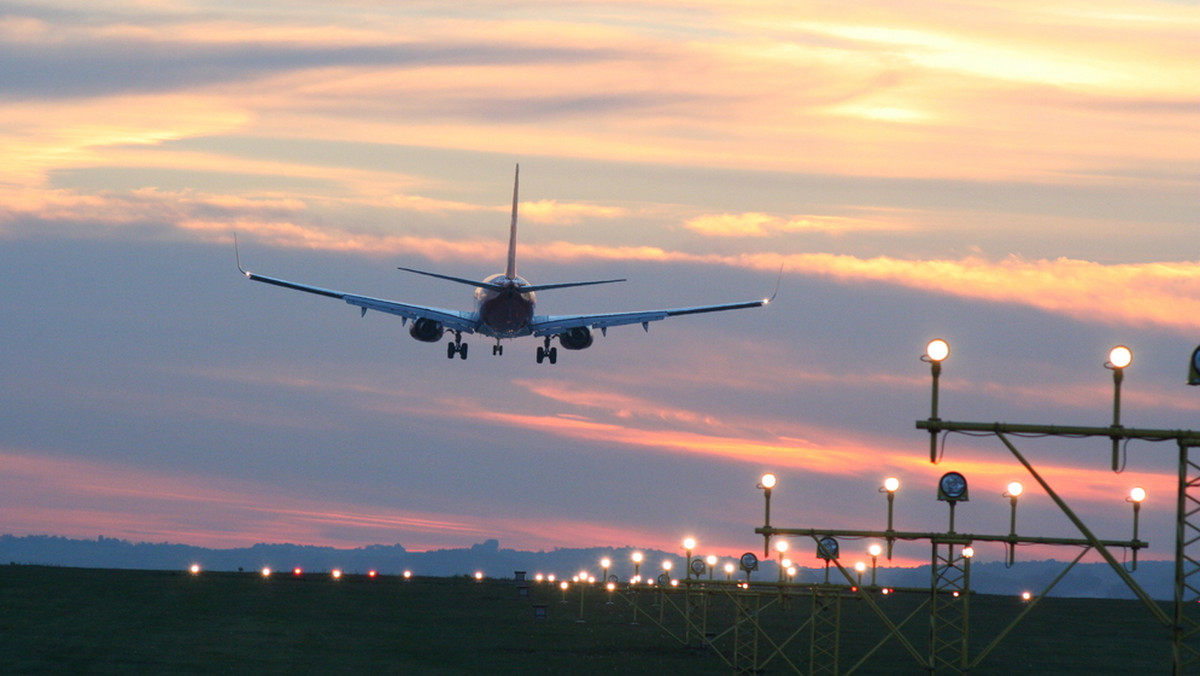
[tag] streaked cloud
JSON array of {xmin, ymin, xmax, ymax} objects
[
  {"xmin": 520, "ymin": 200, "xmax": 625, "ymax": 225},
  {"xmin": 782, "ymin": 253, "xmax": 1200, "ymax": 335},
  {"xmin": 684, "ymin": 212, "xmax": 908, "ymax": 237}
]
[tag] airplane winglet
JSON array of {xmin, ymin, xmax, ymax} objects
[
  {"xmin": 764, "ymin": 264, "xmax": 783, "ymax": 304},
  {"xmin": 234, "ymin": 232, "xmax": 250, "ymax": 277}
]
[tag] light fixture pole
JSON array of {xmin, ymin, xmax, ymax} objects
[
  {"xmin": 1106, "ymin": 345, "xmax": 1132, "ymax": 471},
  {"xmin": 758, "ymin": 473, "xmax": 776, "ymax": 555},
  {"xmin": 868, "ymin": 543, "xmax": 883, "ymax": 587},
  {"xmin": 924, "ymin": 339, "xmax": 950, "ymax": 462},
  {"xmin": 1129, "ymin": 487, "xmax": 1146, "ymax": 570},
  {"xmin": 1004, "ymin": 481, "xmax": 1023, "ymax": 566},
  {"xmin": 881, "ymin": 476, "xmax": 900, "ymax": 558}
]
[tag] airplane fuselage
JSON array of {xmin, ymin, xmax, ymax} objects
[{"xmin": 474, "ymin": 274, "xmax": 536, "ymax": 337}]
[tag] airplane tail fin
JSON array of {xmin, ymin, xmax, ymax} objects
[{"xmin": 506, "ymin": 163, "xmax": 519, "ymax": 280}]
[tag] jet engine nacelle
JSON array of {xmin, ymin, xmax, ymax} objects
[
  {"xmin": 409, "ymin": 318, "xmax": 445, "ymax": 343},
  {"xmin": 558, "ymin": 326, "xmax": 593, "ymax": 351}
]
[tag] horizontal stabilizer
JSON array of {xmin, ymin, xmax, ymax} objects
[{"xmin": 398, "ymin": 266, "xmax": 624, "ymax": 294}]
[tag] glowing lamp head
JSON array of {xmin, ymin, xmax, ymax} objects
[
  {"xmin": 1108, "ymin": 345, "xmax": 1133, "ymax": 369},
  {"xmin": 1006, "ymin": 481, "xmax": 1024, "ymax": 498},
  {"xmin": 403, "ymin": 570, "xmax": 412, "ymax": 579},
  {"xmin": 883, "ymin": 476, "xmax": 900, "ymax": 493},
  {"xmin": 854, "ymin": 561, "xmax": 867, "ymax": 573},
  {"xmin": 683, "ymin": 537, "xmax": 696, "ymax": 551},
  {"xmin": 705, "ymin": 555, "xmax": 717, "ymax": 566},
  {"xmin": 724, "ymin": 562, "xmax": 736, "ymax": 575},
  {"xmin": 962, "ymin": 546, "xmax": 975, "ymax": 559},
  {"xmin": 189, "ymin": 564, "xmax": 201, "ymax": 575},
  {"xmin": 868, "ymin": 543, "xmax": 883, "ymax": 557},
  {"xmin": 775, "ymin": 539, "xmax": 789, "ymax": 554},
  {"xmin": 759, "ymin": 473, "xmax": 777, "ymax": 489},
  {"xmin": 600, "ymin": 558, "xmax": 611, "ymax": 569},
  {"xmin": 331, "ymin": 569, "xmax": 342, "ymax": 580},
  {"xmin": 261, "ymin": 567, "xmax": 272, "ymax": 578},
  {"xmin": 368, "ymin": 570, "xmax": 377, "ymax": 578},
  {"xmin": 1130, "ymin": 486, "xmax": 1147, "ymax": 503},
  {"xmin": 632, "ymin": 551, "xmax": 644, "ymax": 564},
  {"xmin": 925, "ymin": 339, "xmax": 950, "ymax": 362},
  {"xmin": 474, "ymin": 571, "xmax": 484, "ymax": 581},
  {"xmin": 662, "ymin": 560, "xmax": 673, "ymax": 571}
]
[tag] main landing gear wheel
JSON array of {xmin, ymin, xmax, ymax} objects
[
  {"xmin": 536, "ymin": 345, "xmax": 558, "ymax": 365},
  {"xmin": 493, "ymin": 343, "xmax": 503, "ymax": 356},
  {"xmin": 446, "ymin": 333, "xmax": 468, "ymax": 360}
]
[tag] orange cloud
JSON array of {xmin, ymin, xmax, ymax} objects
[
  {"xmin": 775, "ymin": 253, "xmax": 1200, "ymax": 335},
  {"xmin": 684, "ymin": 212, "xmax": 910, "ymax": 237},
  {"xmin": 520, "ymin": 200, "xmax": 625, "ymax": 225}
]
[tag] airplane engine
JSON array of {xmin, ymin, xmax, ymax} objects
[
  {"xmin": 557, "ymin": 326, "xmax": 593, "ymax": 350},
  {"xmin": 409, "ymin": 318, "xmax": 445, "ymax": 343}
]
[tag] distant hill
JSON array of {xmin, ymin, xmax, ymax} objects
[{"xmin": 0, "ymin": 534, "xmax": 1174, "ymax": 599}]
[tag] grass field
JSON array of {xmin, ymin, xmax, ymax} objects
[{"xmin": 0, "ymin": 565, "xmax": 1177, "ymax": 674}]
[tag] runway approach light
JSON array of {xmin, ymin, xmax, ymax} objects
[
  {"xmin": 189, "ymin": 564, "xmax": 201, "ymax": 575},
  {"xmin": 925, "ymin": 339, "xmax": 950, "ymax": 362},
  {"xmin": 1108, "ymin": 345, "xmax": 1133, "ymax": 369},
  {"xmin": 938, "ymin": 471, "xmax": 969, "ymax": 502}
]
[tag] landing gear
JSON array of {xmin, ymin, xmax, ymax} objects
[
  {"xmin": 492, "ymin": 342, "xmax": 504, "ymax": 356},
  {"xmin": 536, "ymin": 337, "xmax": 558, "ymax": 365},
  {"xmin": 446, "ymin": 332, "xmax": 468, "ymax": 360}
]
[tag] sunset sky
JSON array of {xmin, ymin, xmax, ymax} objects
[{"xmin": 1, "ymin": 0, "xmax": 1198, "ymax": 572}]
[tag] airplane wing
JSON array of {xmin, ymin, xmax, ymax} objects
[
  {"xmin": 529, "ymin": 297, "xmax": 771, "ymax": 336},
  {"xmin": 240, "ymin": 268, "xmax": 481, "ymax": 334}
]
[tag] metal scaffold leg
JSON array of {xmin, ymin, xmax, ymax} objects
[
  {"xmin": 930, "ymin": 542, "xmax": 970, "ymax": 676},
  {"xmin": 733, "ymin": 593, "xmax": 761, "ymax": 675},
  {"xmin": 809, "ymin": 588, "xmax": 840, "ymax": 676},
  {"xmin": 1176, "ymin": 440, "xmax": 1200, "ymax": 672}
]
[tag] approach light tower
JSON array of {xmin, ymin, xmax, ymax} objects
[{"xmin": 916, "ymin": 340, "xmax": 1200, "ymax": 674}]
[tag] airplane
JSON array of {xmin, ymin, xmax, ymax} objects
[{"xmin": 236, "ymin": 165, "xmax": 775, "ymax": 364}]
